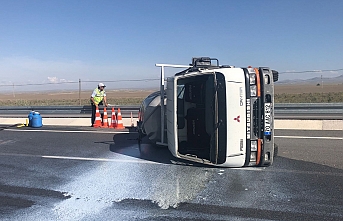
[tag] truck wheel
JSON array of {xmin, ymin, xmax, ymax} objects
[
  {"xmin": 272, "ymin": 70, "xmax": 279, "ymax": 82},
  {"xmin": 274, "ymin": 143, "xmax": 279, "ymax": 157},
  {"xmin": 138, "ymin": 131, "xmax": 142, "ymax": 144},
  {"xmin": 138, "ymin": 132, "xmax": 144, "ymax": 153},
  {"xmin": 137, "ymin": 121, "xmax": 143, "ymax": 143},
  {"xmin": 261, "ymin": 144, "xmax": 278, "ymax": 167}
]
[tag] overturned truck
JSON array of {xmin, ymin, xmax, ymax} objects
[{"xmin": 137, "ymin": 57, "xmax": 278, "ymax": 167}]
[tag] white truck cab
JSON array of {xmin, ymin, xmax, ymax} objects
[{"xmin": 138, "ymin": 57, "xmax": 278, "ymax": 167}]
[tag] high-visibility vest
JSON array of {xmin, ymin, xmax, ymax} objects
[{"xmin": 93, "ymin": 88, "xmax": 105, "ymax": 104}]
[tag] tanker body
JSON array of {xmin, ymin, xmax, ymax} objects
[{"xmin": 137, "ymin": 57, "xmax": 278, "ymax": 167}]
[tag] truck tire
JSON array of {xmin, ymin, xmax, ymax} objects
[
  {"xmin": 260, "ymin": 143, "xmax": 278, "ymax": 167},
  {"xmin": 272, "ymin": 70, "xmax": 279, "ymax": 82},
  {"xmin": 274, "ymin": 143, "xmax": 279, "ymax": 157}
]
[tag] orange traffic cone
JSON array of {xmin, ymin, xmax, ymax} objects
[
  {"xmin": 115, "ymin": 108, "xmax": 125, "ymax": 129},
  {"xmin": 101, "ymin": 107, "xmax": 109, "ymax": 128},
  {"xmin": 93, "ymin": 106, "xmax": 102, "ymax": 128},
  {"xmin": 110, "ymin": 107, "xmax": 117, "ymax": 128}
]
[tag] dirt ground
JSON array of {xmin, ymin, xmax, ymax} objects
[
  {"xmin": 0, "ymin": 89, "xmax": 157, "ymax": 100},
  {"xmin": 275, "ymin": 84, "xmax": 343, "ymax": 94},
  {"xmin": 0, "ymin": 84, "xmax": 342, "ymax": 100}
]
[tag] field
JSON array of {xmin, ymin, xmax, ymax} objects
[
  {"xmin": 275, "ymin": 84, "xmax": 343, "ymax": 94},
  {"xmin": 0, "ymin": 84, "xmax": 342, "ymax": 106},
  {"xmin": 0, "ymin": 89, "xmax": 157, "ymax": 106},
  {"xmin": 275, "ymin": 84, "xmax": 343, "ymax": 103}
]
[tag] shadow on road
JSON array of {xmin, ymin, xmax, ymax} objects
[
  {"xmin": 108, "ymin": 132, "xmax": 205, "ymax": 167},
  {"xmin": 0, "ymin": 124, "xmax": 23, "ymax": 131}
]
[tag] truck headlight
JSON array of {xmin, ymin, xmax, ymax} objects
[
  {"xmin": 250, "ymin": 152, "xmax": 257, "ymax": 161},
  {"xmin": 250, "ymin": 85, "xmax": 257, "ymax": 96},
  {"xmin": 250, "ymin": 74, "xmax": 256, "ymax": 85},
  {"xmin": 251, "ymin": 140, "xmax": 257, "ymax": 151}
]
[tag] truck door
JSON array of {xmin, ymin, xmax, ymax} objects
[{"xmin": 205, "ymin": 73, "xmax": 218, "ymax": 164}]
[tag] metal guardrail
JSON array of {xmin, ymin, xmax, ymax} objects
[
  {"xmin": 0, "ymin": 103, "xmax": 342, "ymax": 119},
  {"xmin": 274, "ymin": 103, "xmax": 342, "ymax": 120},
  {"xmin": 0, "ymin": 105, "xmax": 139, "ymax": 113},
  {"xmin": 276, "ymin": 103, "xmax": 343, "ymax": 110},
  {"xmin": 0, "ymin": 105, "xmax": 140, "ymax": 118}
]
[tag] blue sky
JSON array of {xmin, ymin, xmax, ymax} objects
[{"xmin": 0, "ymin": 0, "xmax": 342, "ymax": 90}]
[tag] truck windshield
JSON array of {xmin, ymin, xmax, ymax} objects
[{"xmin": 176, "ymin": 73, "xmax": 227, "ymax": 164}]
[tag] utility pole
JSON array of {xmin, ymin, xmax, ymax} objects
[
  {"xmin": 79, "ymin": 79, "xmax": 81, "ymax": 105},
  {"xmin": 321, "ymin": 75, "xmax": 323, "ymax": 102},
  {"xmin": 12, "ymin": 83, "xmax": 15, "ymax": 98}
]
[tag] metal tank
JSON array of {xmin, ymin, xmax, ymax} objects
[{"xmin": 137, "ymin": 91, "xmax": 166, "ymax": 143}]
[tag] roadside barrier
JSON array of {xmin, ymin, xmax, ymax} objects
[{"xmin": 2, "ymin": 104, "xmax": 341, "ymax": 120}]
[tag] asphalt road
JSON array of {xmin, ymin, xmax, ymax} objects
[{"xmin": 0, "ymin": 126, "xmax": 342, "ymax": 221}]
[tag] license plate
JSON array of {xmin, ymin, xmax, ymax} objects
[{"xmin": 264, "ymin": 103, "xmax": 272, "ymax": 135}]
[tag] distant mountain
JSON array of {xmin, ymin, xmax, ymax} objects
[{"xmin": 277, "ymin": 74, "xmax": 343, "ymax": 85}]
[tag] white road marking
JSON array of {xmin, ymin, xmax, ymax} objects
[
  {"xmin": 42, "ymin": 155, "xmax": 161, "ymax": 164},
  {"xmin": 0, "ymin": 152, "xmax": 163, "ymax": 164},
  {"xmin": 4, "ymin": 129, "xmax": 341, "ymax": 140},
  {"xmin": 3, "ymin": 128, "xmax": 136, "ymax": 134},
  {"xmin": 267, "ymin": 168, "xmax": 343, "ymax": 177},
  {"xmin": 229, "ymin": 166, "xmax": 342, "ymax": 176},
  {"xmin": 275, "ymin": 135, "xmax": 342, "ymax": 140},
  {"xmin": 231, "ymin": 167, "xmax": 265, "ymax": 171},
  {"xmin": 0, "ymin": 139, "xmax": 16, "ymax": 145}
]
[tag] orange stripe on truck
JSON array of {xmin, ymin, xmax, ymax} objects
[
  {"xmin": 256, "ymin": 139, "xmax": 262, "ymax": 165},
  {"xmin": 254, "ymin": 68, "xmax": 261, "ymax": 97}
]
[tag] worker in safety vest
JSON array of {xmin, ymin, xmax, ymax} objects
[{"xmin": 90, "ymin": 83, "xmax": 108, "ymax": 126}]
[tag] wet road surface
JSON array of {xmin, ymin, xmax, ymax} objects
[{"xmin": 0, "ymin": 125, "xmax": 342, "ymax": 220}]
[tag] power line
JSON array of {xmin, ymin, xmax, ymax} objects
[
  {"xmin": 0, "ymin": 81, "xmax": 78, "ymax": 87},
  {"xmin": 83, "ymin": 78, "xmax": 159, "ymax": 83},
  {"xmin": 279, "ymin": 68, "xmax": 343, "ymax": 74},
  {"xmin": 0, "ymin": 69, "xmax": 342, "ymax": 87},
  {"xmin": 0, "ymin": 78, "xmax": 160, "ymax": 87}
]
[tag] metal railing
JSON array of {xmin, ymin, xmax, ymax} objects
[
  {"xmin": 275, "ymin": 103, "xmax": 342, "ymax": 119},
  {"xmin": 0, "ymin": 103, "xmax": 342, "ymax": 120},
  {"xmin": 0, "ymin": 105, "xmax": 139, "ymax": 118}
]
